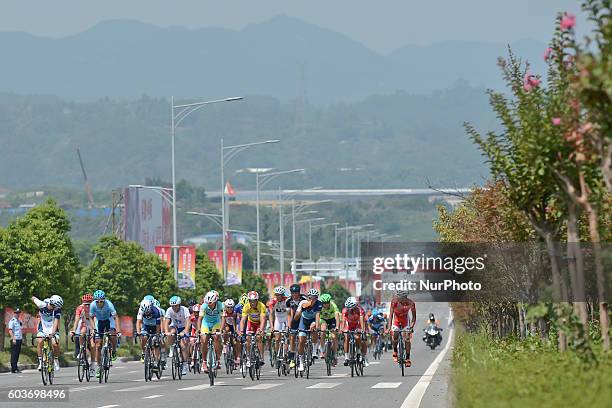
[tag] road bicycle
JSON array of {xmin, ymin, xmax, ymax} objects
[
  {"xmin": 273, "ymin": 329, "xmax": 289, "ymax": 376},
  {"xmin": 190, "ymin": 334, "xmax": 202, "ymax": 374},
  {"xmin": 137, "ymin": 333, "xmax": 162, "ymax": 382},
  {"xmin": 395, "ymin": 327, "xmax": 413, "ymax": 377},
  {"xmin": 239, "ymin": 335, "xmax": 248, "ymax": 378},
  {"xmin": 169, "ymin": 332, "xmax": 186, "ymax": 380},
  {"xmin": 33, "ymin": 335, "xmax": 56, "ymax": 385},
  {"xmin": 322, "ymin": 329, "xmax": 337, "ymax": 376},
  {"xmin": 298, "ymin": 329, "xmax": 316, "ymax": 379},
  {"xmin": 267, "ymin": 331, "xmax": 275, "ymax": 367},
  {"xmin": 96, "ymin": 331, "xmax": 118, "ymax": 383},
  {"xmin": 372, "ymin": 330, "xmax": 384, "ymax": 360},
  {"xmin": 206, "ymin": 332, "xmax": 220, "ymax": 385},
  {"xmin": 344, "ymin": 330, "xmax": 364, "ymax": 377},
  {"xmin": 71, "ymin": 332, "xmax": 91, "ymax": 382},
  {"xmin": 247, "ymin": 333, "xmax": 262, "ymax": 381},
  {"xmin": 223, "ymin": 332, "xmax": 237, "ymax": 375}
]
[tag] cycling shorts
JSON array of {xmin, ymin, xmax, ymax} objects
[
  {"xmin": 141, "ymin": 325, "xmax": 157, "ymax": 336},
  {"xmin": 298, "ymin": 318, "xmax": 316, "ymax": 337},
  {"xmin": 246, "ymin": 320, "xmax": 260, "ymax": 334},
  {"xmin": 95, "ymin": 319, "xmax": 115, "ymax": 340},
  {"xmin": 201, "ymin": 321, "xmax": 221, "ymax": 334},
  {"xmin": 322, "ymin": 318, "xmax": 336, "ymax": 330}
]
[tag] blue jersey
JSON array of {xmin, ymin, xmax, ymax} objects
[
  {"xmin": 142, "ymin": 307, "xmax": 161, "ymax": 327},
  {"xmin": 368, "ymin": 315, "xmax": 385, "ymax": 328},
  {"xmin": 90, "ymin": 300, "xmax": 117, "ymax": 321},
  {"xmin": 298, "ymin": 300, "xmax": 323, "ymax": 320},
  {"xmin": 199, "ymin": 301, "xmax": 224, "ymax": 325},
  {"xmin": 234, "ymin": 304, "xmax": 243, "ymax": 330}
]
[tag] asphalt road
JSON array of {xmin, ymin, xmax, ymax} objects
[{"xmin": 0, "ymin": 303, "xmax": 453, "ymax": 408}]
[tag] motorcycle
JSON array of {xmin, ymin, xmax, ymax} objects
[{"xmin": 422, "ymin": 324, "xmax": 442, "ymax": 350}]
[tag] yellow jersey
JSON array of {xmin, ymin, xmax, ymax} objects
[{"xmin": 242, "ymin": 301, "xmax": 266, "ymax": 323}]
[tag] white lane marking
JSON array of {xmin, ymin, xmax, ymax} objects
[
  {"xmin": 331, "ymin": 373, "xmax": 348, "ymax": 378},
  {"xmin": 115, "ymin": 385, "xmax": 158, "ymax": 392},
  {"xmin": 143, "ymin": 395, "xmax": 163, "ymax": 399},
  {"xmin": 401, "ymin": 309, "xmax": 454, "ymax": 408},
  {"xmin": 131, "ymin": 379, "xmax": 145, "ymax": 382},
  {"xmin": 128, "ymin": 370, "xmax": 139, "ymax": 373},
  {"xmin": 97, "ymin": 405, "xmax": 120, "ymax": 408},
  {"xmin": 372, "ymin": 382, "xmax": 402, "ymax": 389},
  {"xmin": 70, "ymin": 385, "xmax": 103, "ymax": 392},
  {"xmin": 178, "ymin": 382, "xmax": 225, "ymax": 390},
  {"xmin": 243, "ymin": 383, "xmax": 282, "ymax": 390},
  {"xmin": 369, "ymin": 361, "xmax": 381, "ymax": 365},
  {"xmin": 307, "ymin": 382, "xmax": 341, "ymax": 389},
  {"xmin": 114, "ymin": 366, "xmax": 125, "ymax": 369}
]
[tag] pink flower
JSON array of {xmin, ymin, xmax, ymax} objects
[
  {"xmin": 544, "ymin": 47, "xmax": 553, "ymax": 61},
  {"xmin": 523, "ymin": 71, "xmax": 540, "ymax": 92},
  {"xmin": 560, "ymin": 13, "xmax": 576, "ymax": 30},
  {"xmin": 552, "ymin": 118, "xmax": 561, "ymax": 125},
  {"xmin": 523, "ymin": 82, "xmax": 533, "ymax": 92}
]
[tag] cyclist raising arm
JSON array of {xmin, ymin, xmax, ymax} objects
[
  {"xmin": 32, "ymin": 295, "xmax": 63, "ymax": 373},
  {"xmin": 387, "ymin": 289, "xmax": 416, "ymax": 367}
]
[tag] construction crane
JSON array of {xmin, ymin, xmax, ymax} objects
[{"xmin": 76, "ymin": 147, "xmax": 95, "ymax": 208}]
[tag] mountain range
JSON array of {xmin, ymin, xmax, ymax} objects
[{"xmin": 1, "ymin": 15, "xmax": 547, "ymax": 104}]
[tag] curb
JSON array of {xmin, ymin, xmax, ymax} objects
[{"xmin": 0, "ymin": 361, "xmax": 77, "ymax": 374}]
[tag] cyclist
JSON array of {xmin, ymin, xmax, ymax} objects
[
  {"xmin": 295, "ymin": 288, "xmax": 322, "ymax": 372},
  {"xmin": 235, "ymin": 293, "xmax": 247, "ymax": 332},
  {"xmin": 136, "ymin": 299, "xmax": 162, "ymax": 364},
  {"xmin": 269, "ymin": 286, "xmax": 290, "ymax": 368},
  {"xmin": 164, "ymin": 295, "xmax": 191, "ymax": 376},
  {"xmin": 388, "ymin": 289, "xmax": 416, "ymax": 367},
  {"xmin": 197, "ymin": 291, "xmax": 225, "ymax": 374},
  {"xmin": 222, "ymin": 298, "xmax": 240, "ymax": 366},
  {"xmin": 368, "ymin": 310, "xmax": 386, "ymax": 352},
  {"xmin": 240, "ymin": 291, "xmax": 267, "ymax": 368},
  {"xmin": 286, "ymin": 284, "xmax": 306, "ymax": 369},
  {"xmin": 32, "ymin": 295, "xmax": 63, "ymax": 372},
  {"xmin": 88, "ymin": 290, "xmax": 121, "ymax": 378},
  {"xmin": 423, "ymin": 312, "xmax": 442, "ymax": 347},
  {"xmin": 188, "ymin": 301, "xmax": 200, "ymax": 369},
  {"xmin": 318, "ymin": 293, "xmax": 340, "ymax": 363},
  {"xmin": 342, "ymin": 296, "xmax": 368, "ymax": 367},
  {"xmin": 70, "ymin": 293, "xmax": 94, "ymax": 375}
]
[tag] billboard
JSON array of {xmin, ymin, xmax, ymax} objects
[
  {"xmin": 123, "ymin": 187, "xmax": 172, "ymax": 253},
  {"xmin": 154, "ymin": 245, "xmax": 172, "ymax": 269},
  {"xmin": 208, "ymin": 249, "xmax": 243, "ymax": 286},
  {"xmin": 178, "ymin": 245, "xmax": 196, "ymax": 289}
]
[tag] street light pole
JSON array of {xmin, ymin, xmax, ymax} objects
[
  {"xmin": 278, "ymin": 186, "xmax": 284, "ymax": 279},
  {"xmin": 256, "ymin": 172, "xmax": 261, "ymax": 275},
  {"xmin": 171, "ymin": 95, "xmax": 242, "ymax": 283},
  {"xmin": 220, "ymin": 138, "xmax": 227, "ymax": 283},
  {"xmin": 292, "ymin": 200, "xmax": 296, "ymax": 275}
]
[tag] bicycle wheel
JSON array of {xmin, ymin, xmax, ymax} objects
[
  {"xmin": 103, "ymin": 350, "xmax": 110, "ymax": 383},
  {"xmin": 325, "ymin": 341, "xmax": 332, "ymax": 376},
  {"xmin": 255, "ymin": 350, "xmax": 261, "ymax": 380},
  {"xmin": 398, "ymin": 337, "xmax": 405, "ymax": 377},
  {"xmin": 144, "ymin": 348, "xmax": 151, "ymax": 382},
  {"xmin": 77, "ymin": 351, "xmax": 85, "ymax": 382}
]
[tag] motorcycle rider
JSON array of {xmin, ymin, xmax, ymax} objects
[{"xmin": 423, "ymin": 313, "xmax": 442, "ymax": 347}]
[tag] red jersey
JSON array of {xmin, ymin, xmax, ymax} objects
[
  {"xmin": 390, "ymin": 298, "xmax": 416, "ymax": 322},
  {"xmin": 342, "ymin": 306, "xmax": 365, "ymax": 329},
  {"xmin": 75, "ymin": 304, "xmax": 90, "ymax": 322}
]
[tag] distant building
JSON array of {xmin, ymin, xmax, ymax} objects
[{"xmin": 183, "ymin": 233, "xmax": 252, "ymax": 247}]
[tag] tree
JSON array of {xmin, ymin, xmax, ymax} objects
[{"xmin": 82, "ymin": 236, "xmax": 176, "ymax": 315}]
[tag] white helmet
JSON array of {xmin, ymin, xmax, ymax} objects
[
  {"xmin": 344, "ymin": 297, "xmax": 357, "ymax": 309},
  {"xmin": 274, "ymin": 286, "xmax": 286, "ymax": 295},
  {"xmin": 396, "ymin": 289, "xmax": 409, "ymax": 299},
  {"xmin": 50, "ymin": 295, "xmax": 64, "ymax": 308},
  {"xmin": 204, "ymin": 291, "xmax": 219, "ymax": 303},
  {"xmin": 224, "ymin": 299, "xmax": 235, "ymax": 309},
  {"xmin": 307, "ymin": 288, "xmax": 319, "ymax": 297},
  {"xmin": 140, "ymin": 299, "xmax": 152, "ymax": 314}
]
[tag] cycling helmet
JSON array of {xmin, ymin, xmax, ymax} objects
[
  {"xmin": 93, "ymin": 290, "xmax": 106, "ymax": 300},
  {"xmin": 344, "ymin": 297, "xmax": 357, "ymax": 309},
  {"xmin": 204, "ymin": 291, "xmax": 218, "ymax": 303},
  {"xmin": 284, "ymin": 287, "xmax": 291, "ymax": 297},
  {"xmin": 289, "ymin": 284, "xmax": 301, "ymax": 293},
  {"xmin": 140, "ymin": 299, "xmax": 152, "ymax": 315},
  {"xmin": 274, "ymin": 286, "xmax": 286, "ymax": 295},
  {"xmin": 239, "ymin": 293, "xmax": 248, "ymax": 305},
  {"xmin": 224, "ymin": 299, "xmax": 235, "ymax": 309},
  {"xmin": 320, "ymin": 294, "xmax": 332, "ymax": 303},
  {"xmin": 153, "ymin": 299, "xmax": 160, "ymax": 308},
  {"xmin": 169, "ymin": 295, "xmax": 181, "ymax": 306},
  {"xmin": 193, "ymin": 304, "xmax": 200, "ymax": 313},
  {"xmin": 247, "ymin": 291, "xmax": 259, "ymax": 301},
  {"xmin": 396, "ymin": 289, "xmax": 409, "ymax": 299},
  {"xmin": 82, "ymin": 293, "xmax": 93, "ymax": 303},
  {"xmin": 143, "ymin": 294, "xmax": 154, "ymax": 302},
  {"xmin": 429, "ymin": 313, "xmax": 435, "ymax": 321},
  {"xmin": 50, "ymin": 295, "xmax": 64, "ymax": 308},
  {"xmin": 307, "ymin": 288, "xmax": 319, "ymax": 297},
  {"xmin": 211, "ymin": 290, "xmax": 220, "ymax": 298}
]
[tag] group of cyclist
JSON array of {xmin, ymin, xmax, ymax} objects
[{"xmin": 32, "ymin": 286, "xmax": 425, "ymax": 381}]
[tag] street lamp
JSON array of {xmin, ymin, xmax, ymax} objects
[
  {"xmin": 186, "ymin": 211, "xmax": 223, "ymax": 230},
  {"xmin": 310, "ymin": 222, "xmax": 340, "ymax": 258},
  {"xmin": 221, "ymin": 139, "xmax": 280, "ymax": 283},
  {"xmin": 170, "ymin": 96, "xmax": 242, "ymax": 282},
  {"xmin": 248, "ymin": 168, "xmax": 304, "ymax": 275}
]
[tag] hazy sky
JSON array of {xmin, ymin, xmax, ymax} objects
[{"xmin": 0, "ymin": 0, "xmax": 588, "ymax": 53}]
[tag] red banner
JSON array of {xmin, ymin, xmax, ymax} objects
[
  {"xmin": 120, "ymin": 316, "xmax": 134, "ymax": 337},
  {"xmin": 208, "ymin": 250, "xmax": 243, "ymax": 285},
  {"xmin": 3, "ymin": 308, "xmax": 38, "ymax": 334},
  {"xmin": 178, "ymin": 245, "xmax": 196, "ymax": 289},
  {"xmin": 208, "ymin": 250, "xmax": 223, "ymax": 274},
  {"xmin": 262, "ymin": 273, "xmax": 297, "ymax": 297},
  {"xmin": 155, "ymin": 245, "xmax": 172, "ymax": 269}
]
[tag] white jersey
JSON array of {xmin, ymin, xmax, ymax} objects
[{"xmin": 165, "ymin": 306, "xmax": 190, "ymax": 328}]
